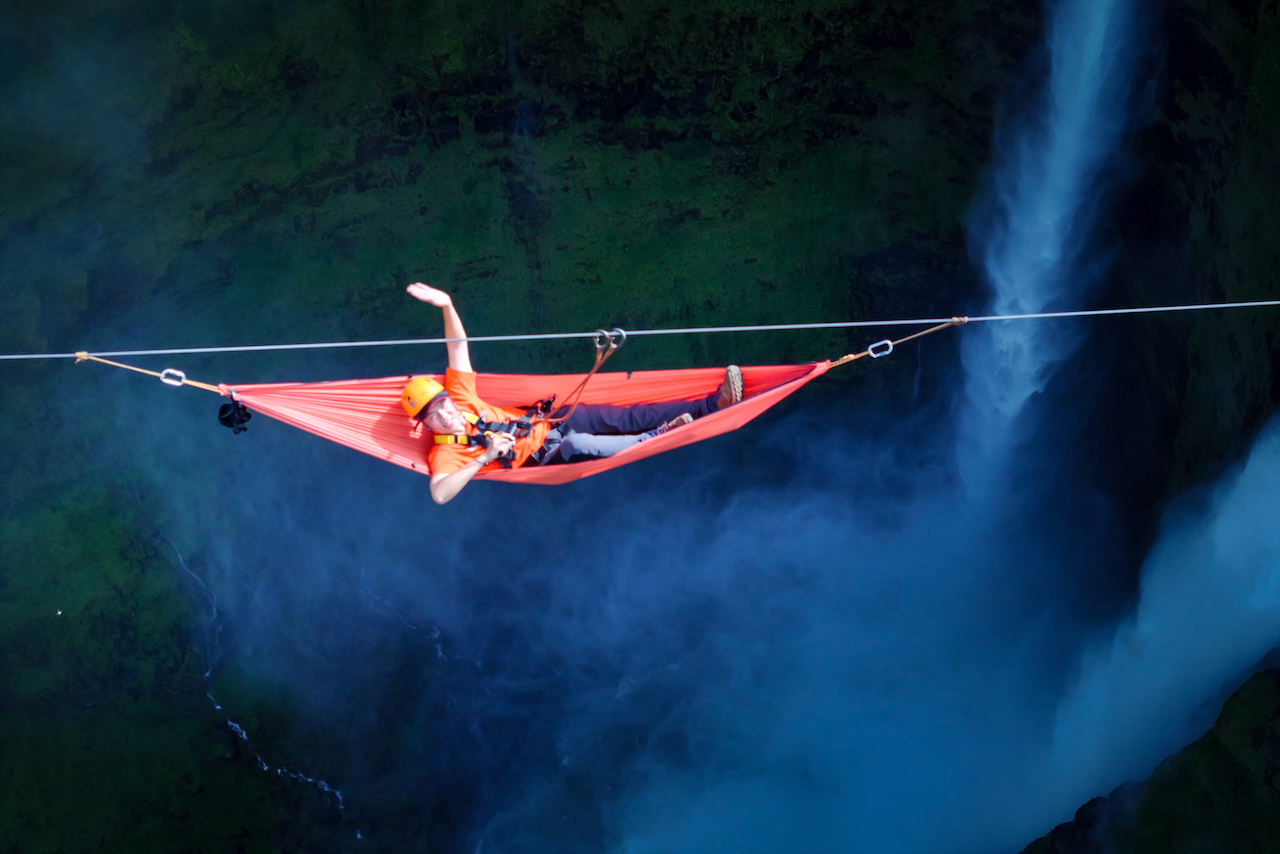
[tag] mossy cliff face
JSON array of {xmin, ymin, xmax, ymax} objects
[
  {"xmin": 1112, "ymin": 0, "xmax": 1280, "ymax": 497},
  {"xmin": 1022, "ymin": 667, "xmax": 1280, "ymax": 854},
  {"xmin": 0, "ymin": 479, "xmax": 337, "ymax": 852},
  {"xmin": 0, "ymin": 1, "xmax": 1040, "ymax": 850},
  {"xmin": 0, "ymin": 0, "xmax": 1036, "ymax": 377}
]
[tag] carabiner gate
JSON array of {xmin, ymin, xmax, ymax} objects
[{"xmin": 867, "ymin": 339, "xmax": 894, "ymax": 359}]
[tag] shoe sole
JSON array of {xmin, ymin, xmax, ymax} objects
[{"xmin": 722, "ymin": 365, "xmax": 743, "ymax": 407}]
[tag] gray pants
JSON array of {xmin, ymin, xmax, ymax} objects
[{"xmin": 536, "ymin": 396, "xmax": 715, "ymax": 465}]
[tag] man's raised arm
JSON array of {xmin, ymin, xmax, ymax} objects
[{"xmin": 407, "ymin": 283, "xmax": 472, "ymax": 373}]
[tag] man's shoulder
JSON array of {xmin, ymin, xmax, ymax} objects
[{"xmin": 444, "ymin": 367, "xmax": 478, "ymax": 395}]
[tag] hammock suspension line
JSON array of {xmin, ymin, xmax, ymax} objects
[
  {"xmin": 74, "ymin": 352, "xmax": 222, "ymax": 393},
  {"xmin": 70, "ymin": 318, "xmax": 968, "ymax": 395},
  {"xmin": 22, "ymin": 296, "xmax": 1275, "ymax": 486},
  {"xmin": 1, "ymin": 297, "xmax": 1274, "ymax": 363}
]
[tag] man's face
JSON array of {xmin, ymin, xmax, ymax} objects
[{"xmin": 422, "ymin": 395, "xmax": 466, "ymax": 435}]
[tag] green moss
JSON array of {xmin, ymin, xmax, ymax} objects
[
  {"xmin": 2, "ymin": 698, "xmax": 281, "ymax": 854},
  {"xmin": 0, "ymin": 486, "xmax": 294, "ymax": 852}
]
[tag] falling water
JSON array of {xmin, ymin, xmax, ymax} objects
[
  {"xmin": 957, "ymin": 0, "xmax": 1280, "ymax": 822},
  {"xmin": 1047, "ymin": 419, "xmax": 1280, "ymax": 806},
  {"xmin": 961, "ymin": 0, "xmax": 1144, "ymax": 478}
]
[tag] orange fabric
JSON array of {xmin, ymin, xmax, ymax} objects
[
  {"xmin": 219, "ymin": 362, "xmax": 831, "ymax": 485},
  {"xmin": 428, "ymin": 368, "xmax": 553, "ymax": 475}
]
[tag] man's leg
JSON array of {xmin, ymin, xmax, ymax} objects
[
  {"xmin": 538, "ymin": 367, "xmax": 743, "ymax": 465},
  {"xmin": 540, "ymin": 430, "xmax": 645, "ymax": 464},
  {"xmin": 538, "ymin": 400, "xmax": 704, "ymax": 465},
  {"xmin": 539, "ymin": 399, "xmax": 708, "ymax": 464},
  {"xmin": 557, "ymin": 397, "xmax": 713, "ymax": 435}
]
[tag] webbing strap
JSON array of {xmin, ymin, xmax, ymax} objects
[
  {"xmin": 73, "ymin": 318, "xmax": 963, "ymax": 405},
  {"xmin": 537, "ymin": 329, "xmax": 625, "ymax": 426},
  {"xmin": 74, "ymin": 352, "xmax": 222, "ymax": 393},
  {"xmin": 828, "ymin": 318, "xmax": 967, "ymax": 368}
]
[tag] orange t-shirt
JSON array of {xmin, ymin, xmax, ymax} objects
[{"xmin": 426, "ymin": 368, "xmax": 552, "ymax": 476}]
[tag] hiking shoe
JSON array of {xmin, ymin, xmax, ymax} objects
[
  {"xmin": 640, "ymin": 413, "xmax": 693, "ymax": 441},
  {"xmin": 716, "ymin": 365, "xmax": 743, "ymax": 410}
]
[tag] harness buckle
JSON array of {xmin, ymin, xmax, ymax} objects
[
  {"xmin": 160, "ymin": 368, "xmax": 187, "ymax": 386},
  {"xmin": 474, "ymin": 418, "xmax": 521, "ymax": 463}
]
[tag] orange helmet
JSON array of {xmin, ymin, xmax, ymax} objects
[{"xmin": 402, "ymin": 376, "xmax": 447, "ymax": 419}]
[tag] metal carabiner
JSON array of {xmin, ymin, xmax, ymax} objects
[
  {"xmin": 867, "ymin": 339, "xmax": 894, "ymax": 359},
  {"xmin": 159, "ymin": 368, "xmax": 187, "ymax": 387},
  {"xmin": 592, "ymin": 328, "xmax": 627, "ymax": 354}
]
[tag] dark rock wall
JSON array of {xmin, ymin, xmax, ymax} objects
[
  {"xmin": 1112, "ymin": 0, "xmax": 1280, "ymax": 497},
  {"xmin": 1022, "ymin": 667, "xmax": 1280, "ymax": 854}
]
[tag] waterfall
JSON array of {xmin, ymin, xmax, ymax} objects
[{"xmin": 961, "ymin": 0, "xmax": 1143, "ymax": 479}]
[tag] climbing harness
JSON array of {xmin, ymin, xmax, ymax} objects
[
  {"xmin": 430, "ymin": 411, "xmax": 527, "ymax": 466},
  {"xmin": 408, "ymin": 327, "xmax": 624, "ymax": 467}
]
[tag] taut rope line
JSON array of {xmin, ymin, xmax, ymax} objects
[
  {"xmin": 2, "ymin": 298, "xmax": 1277, "ymax": 362},
  {"xmin": 541, "ymin": 329, "xmax": 625, "ymax": 425},
  {"xmin": 829, "ymin": 319, "xmax": 967, "ymax": 368},
  {"xmin": 73, "ymin": 352, "xmax": 223, "ymax": 393}
]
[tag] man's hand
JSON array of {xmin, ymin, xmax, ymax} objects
[
  {"xmin": 410, "ymin": 281, "xmax": 472, "ymax": 374},
  {"xmin": 407, "ymin": 283, "xmax": 452, "ymax": 307},
  {"xmin": 428, "ymin": 431, "xmax": 516, "ymax": 504},
  {"xmin": 478, "ymin": 432, "xmax": 516, "ymax": 464}
]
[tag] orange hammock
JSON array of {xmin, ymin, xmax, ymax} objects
[
  {"xmin": 76, "ymin": 319, "xmax": 962, "ymax": 484},
  {"xmin": 217, "ymin": 362, "xmax": 830, "ymax": 485}
]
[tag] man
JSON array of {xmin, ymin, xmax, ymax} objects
[{"xmin": 402, "ymin": 283, "xmax": 743, "ymax": 504}]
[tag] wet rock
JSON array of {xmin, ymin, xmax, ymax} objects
[{"xmin": 1022, "ymin": 670, "xmax": 1280, "ymax": 853}]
